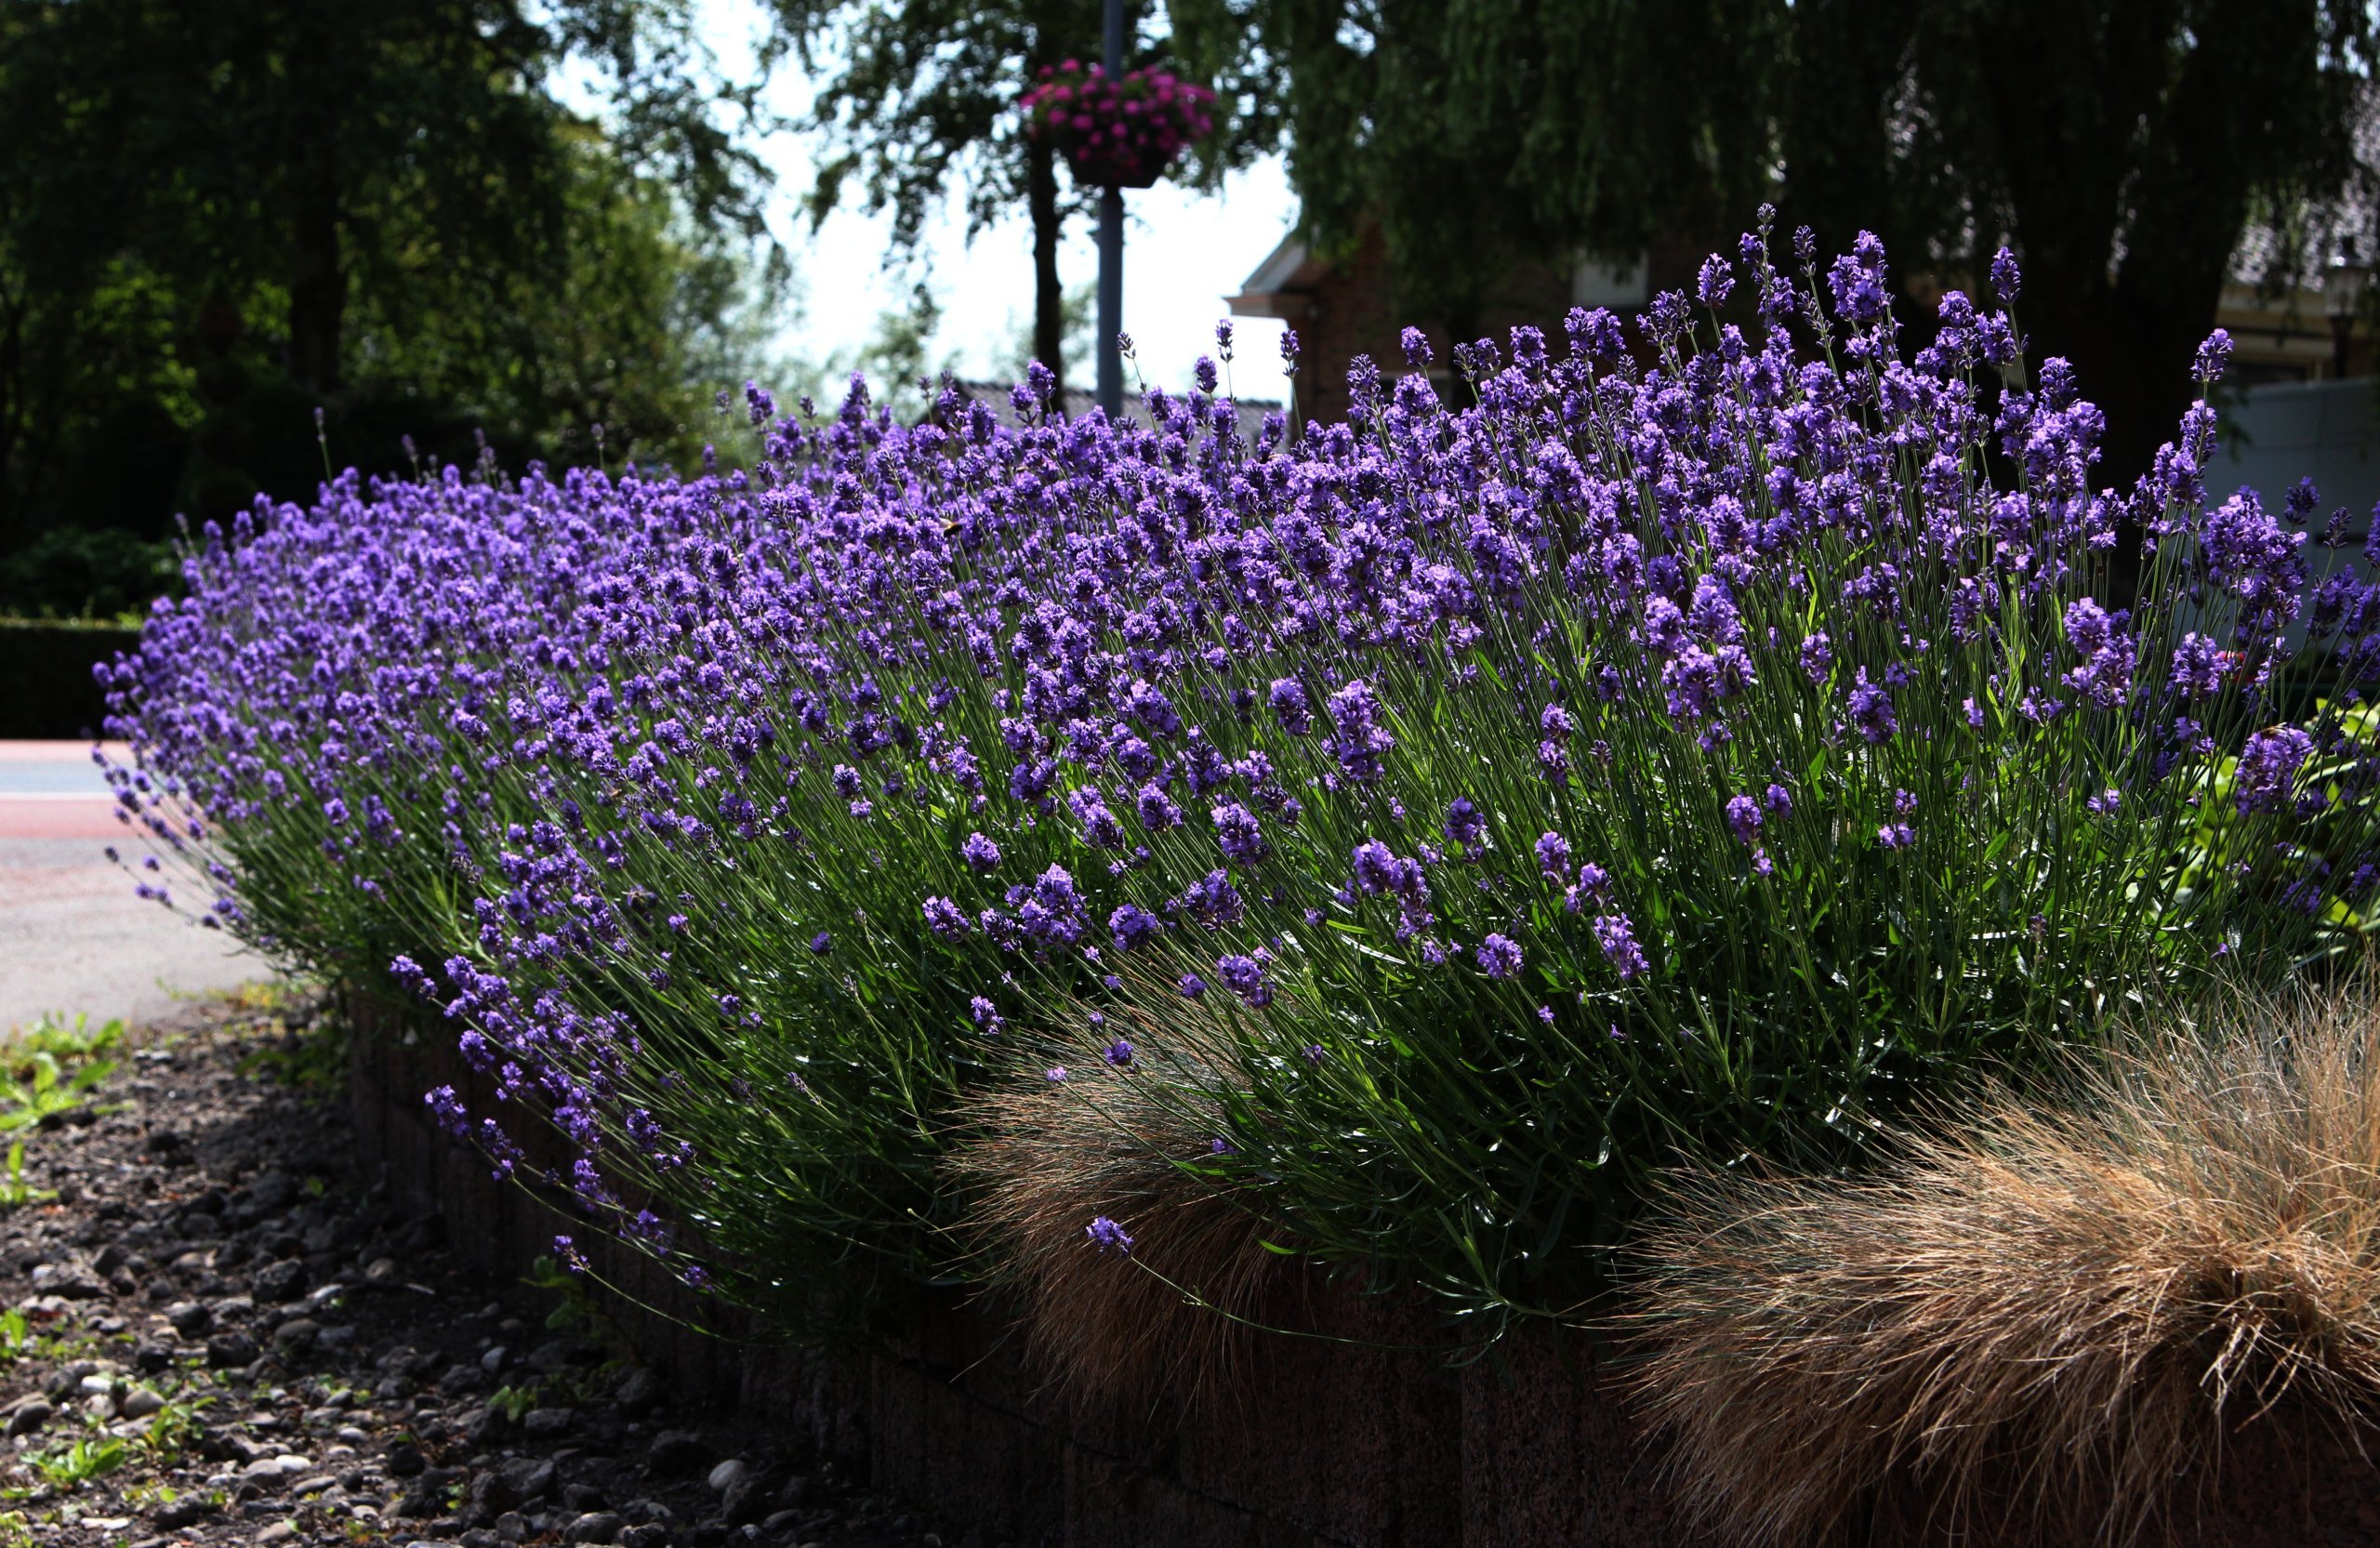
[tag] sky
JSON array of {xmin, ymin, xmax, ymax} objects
[{"xmin": 574, "ymin": 2, "xmax": 1302, "ymax": 397}]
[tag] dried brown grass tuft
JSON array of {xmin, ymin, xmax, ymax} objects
[
  {"xmin": 949, "ymin": 1016, "xmax": 1304, "ymax": 1411},
  {"xmin": 1622, "ymin": 981, "xmax": 2380, "ymax": 1547}
]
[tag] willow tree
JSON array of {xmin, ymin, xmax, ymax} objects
[{"xmin": 1186, "ymin": 0, "xmax": 2373, "ymax": 485}]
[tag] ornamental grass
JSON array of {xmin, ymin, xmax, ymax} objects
[
  {"xmin": 1624, "ymin": 978, "xmax": 2380, "ymax": 1547},
  {"xmin": 950, "ymin": 1007, "xmax": 1299, "ymax": 1409},
  {"xmin": 92, "ymin": 210, "xmax": 2380, "ymax": 1346}
]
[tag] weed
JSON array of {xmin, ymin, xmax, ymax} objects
[
  {"xmin": 26, "ymin": 1436, "xmax": 127, "ymax": 1488},
  {"xmin": 0, "ymin": 1144, "xmax": 54, "ymax": 1209},
  {"xmin": 138, "ymin": 1394, "xmax": 211, "ymax": 1464},
  {"xmin": 486, "ymin": 1383, "xmax": 541, "ymax": 1424},
  {"xmin": 523, "ymin": 1254, "xmax": 636, "ymax": 1364},
  {"xmin": 235, "ymin": 1017, "xmax": 343, "ymax": 1092},
  {"xmin": 0, "ymin": 1020, "xmax": 120, "ymax": 1131}
]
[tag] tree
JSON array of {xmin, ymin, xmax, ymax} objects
[
  {"xmin": 1197, "ymin": 0, "xmax": 1776, "ymax": 337},
  {"xmin": 775, "ymin": 0, "xmax": 1269, "ymax": 402},
  {"xmin": 1777, "ymin": 0, "xmax": 2374, "ymax": 486},
  {"xmin": 1217, "ymin": 0, "xmax": 2374, "ymax": 486},
  {"xmin": 0, "ymin": 0, "xmax": 778, "ymax": 556}
]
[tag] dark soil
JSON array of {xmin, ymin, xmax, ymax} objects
[{"xmin": 0, "ymin": 987, "xmax": 987, "ymax": 1548}]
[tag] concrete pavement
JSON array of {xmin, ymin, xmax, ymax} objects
[{"xmin": 0, "ymin": 741, "xmax": 259, "ymax": 1034}]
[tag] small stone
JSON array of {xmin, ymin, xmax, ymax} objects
[
  {"xmin": 253, "ymin": 1259, "xmax": 309, "ymax": 1303},
  {"xmin": 133, "ymin": 1341, "xmax": 174, "ymax": 1373},
  {"xmin": 721, "ymin": 1476, "xmax": 764, "ymax": 1526},
  {"xmin": 760, "ymin": 1510, "xmax": 801, "ymax": 1534},
  {"xmin": 6, "ymin": 1400, "xmax": 53, "ymax": 1437},
  {"xmin": 522, "ymin": 1405, "xmax": 575, "ymax": 1438},
  {"xmin": 618, "ymin": 1528, "xmax": 668, "ymax": 1548},
  {"xmin": 152, "ymin": 1496, "xmax": 217, "ymax": 1528},
  {"xmin": 119, "ymin": 1387, "xmax": 166, "ymax": 1419},
  {"xmin": 566, "ymin": 1511, "xmax": 624, "ymax": 1544},
  {"xmin": 496, "ymin": 1455, "xmax": 556, "ymax": 1504},
  {"xmin": 205, "ymin": 1330, "xmax": 259, "ymax": 1368},
  {"xmin": 479, "ymin": 1344, "xmax": 509, "ymax": 1374},
  {"xmin": 612, "ymin": 1366, "xmax": 659, "ymax": 1414},
  {"xmin": 494, "ymin": 1512, "xmax": 531, "ymax": 1544},
  {"xmin": 255, "ymin": 1519, "xmax": 298, "ymax": 1542},
  {"xmin": 647, "ymin": 1429, "xmax": 706, "ymax": 1472},
  {"xmin": 364, "ymin": 1256, "xmax": 402, "ymax": 1284},
  {"xmin": 388, "ymin": 1442, "xmax": 428, "ymax": 1478},
  {"xmin": 392, "ymin": 1482, "xmax": 447, "ymax": 1520},
  {"xmin": 271, "ymin": 1316, "xmax": 320, "ymax": 1349},
  {"xmin": 166, "ymin": 1301, "xmax": 214, "ymax": 1338},
  {"xmin": 706, "ymin": 1458, "xmax": 748, "ymax": 1494}
]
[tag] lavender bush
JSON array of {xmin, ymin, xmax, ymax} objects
[{"xmin": 99, "ymin": 216, "xmax": 2380, "ymax": 1329}]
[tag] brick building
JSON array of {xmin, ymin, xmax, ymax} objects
[
  {"xmin": 1226, "ymin": 220, "xmax": 1713, "ymax": 423},
  {"xmin": 1226, "ymin": 215, "xmax": 2378, "ymax": 422}
]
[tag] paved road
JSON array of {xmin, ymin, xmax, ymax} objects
[{"xmin": 0, "ymin": 741, "xmax": 258, "ymax": 1035}]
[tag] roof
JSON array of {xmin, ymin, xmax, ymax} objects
[{"xmin": 1226, "ymin": 233, "xmax": 1329, "ymax": 321}]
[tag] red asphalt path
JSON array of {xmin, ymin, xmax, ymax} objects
[{"xmin": 0, "ymin": 741, "xmax": 256, "ymax": 1033}]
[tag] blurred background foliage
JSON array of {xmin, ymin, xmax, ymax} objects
[
  {"xmin": 0, "ymin": 0, "xmax": 786, "ymax": 619},
  {"xmin": 6, "ymin": 0, "xmax": 2377, "ymax": 621}
]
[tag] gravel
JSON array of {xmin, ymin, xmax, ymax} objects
[{"xmin": 0, "ymin": 988, "xmax": 1001, "ymax": 1548}]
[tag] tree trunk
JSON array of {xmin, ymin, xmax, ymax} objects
[
  {"xmin": 285, "ymin": 3, "xmax": 345, "ymax": 397},
  {"xmin": 1028, "ymin": 136, "xmax": 1065, "ymax": 404},
  {"xmin": 288, "ymin": 156, "xmax": 345, "ymax": 395}
]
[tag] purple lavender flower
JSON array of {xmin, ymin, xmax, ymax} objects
[
  {"xmin": 1268, "ymin": 678, "xmax": 1312, "ymax": 735},
  {"xmin": 961, "ymin": 831, "xmax": 1002, "ymax": 872},
  {"xmin": 1212, "ymin": 801, "xmax": 1267, "ymax": 862},
  {"xmin": 1800, "ymin": 632, "xmax": 1833, "ymax": 685},
  {"xmin": 1136, "ymin": 783, "xmax": 1183, "ymax": 830},
  {"xmin": 1085, "ymin": 1215, "xmax": 1134, "ymax": 1255},
  {"xmin": 1725, "ymin": 795, "xmax": 1763, "ymax": 845},
  {"xmin": 1846, "ymin": 668, "xmax": 1897, "ymax": 743},
  {"xmin": 1444, "ymin": 798, "xmax": 1487, "ymax": 851},
  {"xmin": 2236, "ymin": 727, "xmax": 2314, "ymax": 814},
  {"xmin": 2170, "ymin": 633, "xmax": 2230, "ymax": 700},
  {"xmin": 1593, "ymin": 914, "xmax": 1649, "ymax": 980},
  {"xmin": 1475, "ymin": 933, "xmax": 1523, "ymax": 979},
  {"xmin": 924, "ymin": 896, "xmax": 971, "ymax": 939},
  {"xmin": 1177, "ymin": 973, "xmax": 1207, "ymax": 999},
  {"xmin": 1216, "ymin": 952, "xmax": 1271, "ymax": 1006},
  {"xmin": 1180, "ymin": 869, "xmax": 1245, "ymax": 930},
  {"xmin": 1325, "ymin": 679, "xmax": 1395, "ymax": 780},
  {"xmin": 1109, "ymin": 904, "xmax": 1162, "ymax": 950},
  {"xmin": 1104, "ymin": 1039, "xmax": 1134, "ymax": 1066},
  {"xmin": 1534, "ymin": 830, "xmax": 1572, "ymax": 880}
]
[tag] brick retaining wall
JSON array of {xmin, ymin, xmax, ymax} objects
[{"xmin": 344, "ymin": 1000, "xmax": 2380, "ymax": 1548}]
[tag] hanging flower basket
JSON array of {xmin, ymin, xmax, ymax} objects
[{"xmin": 1021, "ymin": 62, "xmax": 1216, "ymax": 190}]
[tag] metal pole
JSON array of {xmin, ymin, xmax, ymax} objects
[{"xmin": 1096, "ymin": 0, "xmax": 1124, "ymax": 417}]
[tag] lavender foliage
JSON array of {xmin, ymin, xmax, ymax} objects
[{"xmin": 96, "ymin": 220, "xmax": 2380, "ymax": 1326}]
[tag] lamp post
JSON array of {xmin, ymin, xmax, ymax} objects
[
  {"xmin": 1095, "ymin": 0, "xmax": 1125, "ymax": 417},
  {"xmin": 2328, "ymin": 238, "xmax": 2368, "ymax": 380}
]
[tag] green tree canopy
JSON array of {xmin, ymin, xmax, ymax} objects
[
  {"xmin": 1210, "ymin": 0, "xmax": 2374, "ymax": 483},
  {"xmin": 0, "ymin": 0, "xmax": 782, "ymax": 577}
]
